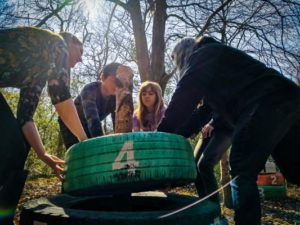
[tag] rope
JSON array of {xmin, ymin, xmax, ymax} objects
[{"xmin": 159, "ymin": 175, "xmax": 238, "ymax": 219}]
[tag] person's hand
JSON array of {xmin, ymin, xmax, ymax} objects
[
  {"xmin": 39, "ymin": 153, "xmax": 65, "ymax": 181},
  {"xmin": 201, "ymin": 123, "xmax": 214, "ymax": 138}
]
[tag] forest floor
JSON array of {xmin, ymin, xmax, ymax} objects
[{"xmin": 14, "ymin": 177, "xmax": 300, "ymax": 225}]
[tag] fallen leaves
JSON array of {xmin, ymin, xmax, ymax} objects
[{"xmin": 13, "ymin": 178, "xmax": 300, "ymax": 225}]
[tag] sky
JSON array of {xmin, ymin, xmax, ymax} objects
[
  {"xmin": 82, "ymin": 0, "xmax": 98, "ymax": 21},
  {"xmin": 82, "ymin": 0, "xmax": 105, "ymax": 22},
  {"xmin": 2, "ymin": 0, "xmax": 103, "ymax": 22}
]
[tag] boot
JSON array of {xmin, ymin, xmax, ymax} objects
[{"xmin": 0, "ymin": 170, "xmax": 28, "ymax": 225}]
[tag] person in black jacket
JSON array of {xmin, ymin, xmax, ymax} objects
[{"xmin": 158, "ymin": 36, "xmax": 300, "ymax": 225}]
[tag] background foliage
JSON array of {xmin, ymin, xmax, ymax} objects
[{"xmin": 1, "ymin": 0, "xmax": 299, "ymax": 176}]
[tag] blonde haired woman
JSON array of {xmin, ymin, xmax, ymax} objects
[{"xmin": 133, "ymin": 81, "xmax": 165, "ymax": 131}]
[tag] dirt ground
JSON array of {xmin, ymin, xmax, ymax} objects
[{"xmin": 14, "ymin": 177, "xmax": 300, "ymax": 225}]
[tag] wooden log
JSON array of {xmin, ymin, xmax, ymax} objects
[{"xmin": 115, "ymin": 65, "xmax": 134, "ymax": 133}]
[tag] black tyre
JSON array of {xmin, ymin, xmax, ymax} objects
[
  {"xmin": 63, "ymin": 132, "xmax": 196, "ymax": 195},
  {"xmin": 20, "ymin": 192, "xmax": 222, "ymax": 225}
]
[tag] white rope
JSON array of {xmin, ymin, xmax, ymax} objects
[{"xmin": 159, "ymin": 175, "xmax": 238, "ymax": 219}]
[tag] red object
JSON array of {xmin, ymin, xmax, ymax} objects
[{"xmin": 257, "ymin": 173, "xmax": 285, "ymax": 186}]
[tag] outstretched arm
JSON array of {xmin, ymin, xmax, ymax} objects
[
  {"xmin": 18, "ymin": 87, "xmax": 67, "ymax": 180},
  {"xmin": 158, "ymin": 74, "xmax": 203, "ymax": 133}
]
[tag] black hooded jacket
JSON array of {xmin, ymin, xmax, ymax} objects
[{"xmin": 158, "ymin": 39, "xmax": 298, "ymax": 133}]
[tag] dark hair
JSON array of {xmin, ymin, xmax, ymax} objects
[{"xmin": 102, "ymin": 62, "xmax": 122, "ymax": 79}]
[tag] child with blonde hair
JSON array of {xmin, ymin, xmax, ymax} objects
[{"xmin": 133, "ymin": 81, "xmax": 165, "ymax": 131}]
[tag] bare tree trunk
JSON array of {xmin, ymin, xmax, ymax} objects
[
  {"xmin": 220, "ymin": 151, "xmax": 233, "ymax": 209},
  {"xmin": 127, "ymin": 0, "xmax": 151, "ymax": 81},
  {"xmin": 151, "ymin": 0, "xmax": 166, "ymax": 82},
  {"xmin": 108, "ymin": 0, "xmax": 172, "ymax": 91},
  {"xmin": 115, "ymin": 65, "xmax": 134, "ymax": 133}
]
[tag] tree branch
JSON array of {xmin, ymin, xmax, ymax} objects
[{"xmin": 35, "ymin": 0, "xmax": 73, "ymax": 27}]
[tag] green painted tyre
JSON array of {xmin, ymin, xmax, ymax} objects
[
  {"xmin": 258, "ymin": 185, "xmax": 287, "ymax": 199},
  {"xmin": 63, "ymin": 132, "xmax": 196, "ymax": 195},
  {"xmin": 20, "ymin": 193, "xmax": 223, "ymax": 225}
]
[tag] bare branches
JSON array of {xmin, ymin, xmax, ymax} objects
[
  {"xmin": 0, "ymin": 1, "xmax": 17, "ymax": 28},
  {"xmin": 106, "ymin": 0, "xmax": 128, "ymax": 10},
  {"xmin": 35, "ymin": 0, "xmax": 74, "ymax": 27},
  {"xmin": 167, "ymin": 0, "xmax": 300, "ymax": 81},
  {"xmin": 198, "ymin": 0, "xmax": 234, "ymax": 37},
  {"xmin": 1, "ymin": 0, "xmax": 299, "ymax": 85}
]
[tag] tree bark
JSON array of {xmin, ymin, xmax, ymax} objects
[
  {"xmin": 109, "ymin": 0, "xmax": 171, "ymax": 91},
  {"xmin": 127, "ymin": 0, "xmax": 151, "ymax": 82},
  {"xmin": 151, "ymin": 0, "xmax": 167, "ymax": 82}
]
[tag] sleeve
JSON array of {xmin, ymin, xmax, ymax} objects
[
  {"xmin": 211, "ymin": 112, "xmax": 234, "ymax": 131},
  {"xmin": 132, "ymin": 114, "xmax": 140, "ymax": 131},
  {"xmin": 17, "ymin": 85, "xmax": 43, "ymax": 126},
  {"xmin": 174, "ymin": 102, "xmax": 213, "ymax": 138},
  {"xmin": 47, "ymin": 40, "xmax": 71, "ymax": 105},
  {"xmin": 111, "ymin": 108, "xmax": 116, "ymax": 132},
  {"xmin": 158, "ymin": 46, "xmax": 220, "ymax": 134},
  {"xmin": 81, "ymin": 85, "xmax": 103, "ymax": 137},
  {"xmin": 158, "ymin": 106, "xmax": 166, "ymax": 124},
  {"xmin": 157, "ymin": 74, "xmax": 203, "ymax": 133}
]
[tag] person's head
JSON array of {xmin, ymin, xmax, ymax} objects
[
  {"xmin": 60, "ymin": 32, "xmax": 83, "ymax": 68},
  {"xmin": 100, "ymin": 62, "xmax": 122, "ymax": 96},
  {"xmin": 171, "ymin": 38, "xmax": 196, "ymax": 73},
  {"xmin": 171, "ymin": 36, "xmax": 219, "ymax": 73},
  {"xmin": 135, "ymin": 81, "xmax": 164, "ymax": 127}
]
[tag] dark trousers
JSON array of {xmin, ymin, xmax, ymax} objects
[
  {"xmin": 230, "ymin": 89, "xmax": 300, "ymax": 225},
  {"xmin": 194, "ymin": 127, "xmax": 232, "ymax": 203},
  {"xmin": 58, "ymin": 117, "xmax": 79, "ymax": 149},
  {"xmin": 0, "ymin": 93, "xmax": 29, "ymax": 224}
]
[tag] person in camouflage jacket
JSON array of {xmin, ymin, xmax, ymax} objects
[{"xmin": 0, "ymin": 27, "xmax": 87, "ymax": 224}]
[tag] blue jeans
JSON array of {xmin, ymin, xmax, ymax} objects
[
  {"xmin": 230, "ymin": 89, "xmax": 300, "ymax": 225},
  {"xmin": 195, "ymin": 126, "xmax": 232, "ymax": 203}
]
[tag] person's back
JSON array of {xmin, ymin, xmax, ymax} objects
[
  {"xmin": 182, "ymin": 42, "xmax": 297, "ymax": 124},
  {"xmin": 158, "ymin": 36, "xmax": 300, "ymax": 225},
  {"xmin": 0, "ymin": 27, "xmax": 67, "ymax": 88}
]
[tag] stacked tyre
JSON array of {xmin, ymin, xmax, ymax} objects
[
  {"xmin": 20, "ymin": 192, "xmax": 225, "ymax": 225},
  {"xmin": 257, "ymin": 159, "xmax": 287, "ymax": 199},
  {"xmin": 63, "ymin": 132, "xmax": 197, "ymax": 195},
  {"xmin": 20, "ymin": 132, "xmax": 227, "ymax": 225}
]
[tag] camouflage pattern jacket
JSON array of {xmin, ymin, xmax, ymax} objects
[{"xmin": 0, "ymin": 27, "xmax": 71, "ymax": 126}]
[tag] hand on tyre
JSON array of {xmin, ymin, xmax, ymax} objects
[
  {"xmin": 201, "ymin": 123, "xmax": 214, "ymax": 138},
  {"xmin": 40, "ymin": 153, "xmax": 65, "ymax": 181}
]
